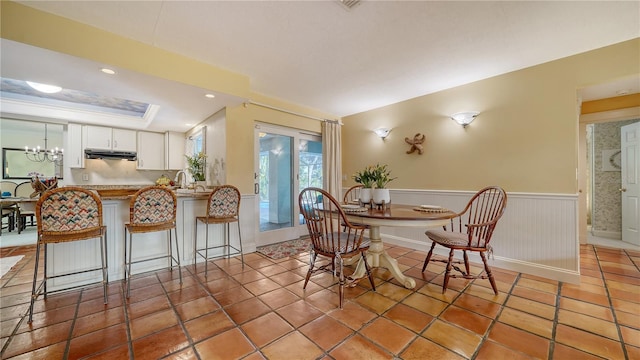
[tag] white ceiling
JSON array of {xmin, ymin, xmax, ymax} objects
[{"xmin": 2, "ymin": 1, "xmax": 639, "ymax": 131}]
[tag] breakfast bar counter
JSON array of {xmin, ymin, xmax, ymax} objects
[{"xmin": 44, "ymin": 187, "xmax": 241, "ymax": 291}]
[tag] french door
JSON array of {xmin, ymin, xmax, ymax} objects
[
  {"xmin": 621, "ymin": 122, "xmax": 639, "ymax": 245},
  {"xmin": 254, "ymin": 123, "xmax": 322, "ymax": 246}
]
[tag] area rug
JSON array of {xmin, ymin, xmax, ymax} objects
[
  {"xmin": 0, "ymin": 255, "xmax": 24, "ymax": 279},
  {"xmin": 257, "ymin": 238, "xmax": 311, "ymax": 260}
]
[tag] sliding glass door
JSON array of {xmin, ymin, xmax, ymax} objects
[{"xmin": 254, "ymin": 124, "xmax": 322, "ymax": 246}]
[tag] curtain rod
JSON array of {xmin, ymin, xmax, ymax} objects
[{"xmin": 248, "ymin": 101, "xmax": 341, "ymax": 124}]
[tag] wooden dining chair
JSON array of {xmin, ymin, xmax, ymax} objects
[
  {"xmin": 299, "ymin": 187, "xmax": 376, "ymax": 308},
  {"xmin": 343, "ymin": 184, "xmax": 363, "ymax": 204},
  {"xmin": 29, "ymin": 187, "xmax": 108, "ymax": 323},
  {"xmin": 124, "ymin": 186, "xmax": 181, "ymax": 297},
  {"xmin": 194, "ymin": 185, "xmax": 244, "ymax": 276},
  {"xmin": 421, "ymin": 186, "xmax": 507, "ymax": 295},
  {"xmin": 15, "ymin": 181, "xmax": 36, "ymax": 233},
  {"xmin": 341, "ymin": 184, "xmax": 368, "ymax": 230},
  {"xmin": 1, "ymin": 181, "xmax": 18, "ymax": 235}
]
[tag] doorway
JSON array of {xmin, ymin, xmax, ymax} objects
[
  {"xmin": 584, "ymin": 119, "xmax": 640, "ymax": 248},
  {"xmin": 254, "ymin": 123, "xmax": 322, "ymax": 246}
]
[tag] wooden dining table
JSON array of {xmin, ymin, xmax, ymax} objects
[{"xmin": 342, "ymin": 203, "xmax": 456, "ymax": 289}]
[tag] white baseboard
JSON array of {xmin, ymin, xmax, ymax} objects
[{"xmin": 591, "ymin": 230, "xmax": 622, "ymax": 240}]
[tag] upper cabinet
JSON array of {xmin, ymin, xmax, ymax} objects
[
  {"xmin": 67, "ymin": 124, "xmax": 84, "ymax": 169},
  {"xmin": 84, "ymin": 125, "xmax": 136, "ymax": 152},
  {"xmin": 137, "ymin": 131, "xmax": 165, "ymax": 170},
  {"xmin": 165, "ymin": 132, "xmax": 185, "ymax": 170}
]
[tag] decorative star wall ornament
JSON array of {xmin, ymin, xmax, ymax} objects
[{"xmin": 405, "ymin": 133, "xmax": 425, "ymax": 155}]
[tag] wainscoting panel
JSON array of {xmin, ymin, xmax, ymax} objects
[{"xmin": 361, "ymin": 189, "xmax": 580, "ymax": 284}]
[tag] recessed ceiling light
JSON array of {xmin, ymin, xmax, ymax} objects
[
  {"xmin": 26, "ymin": 81, "xmax": 62, "ymax": 93},
  {"xmin": 205, "ymin": 94, "xmax": 215, "ymax": 98},
  {"xmin": 185, "ymin": 123, "xmax": 193, "ymax": 126},
  {"xmin": 101, "ymin": 68, "xmax": 116, "ymax": 75}
]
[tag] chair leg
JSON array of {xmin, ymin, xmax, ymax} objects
[
  {"xmin": 337, "ymin": 254, "xmax": 344, "ymax": 309},
  {"xmin": 236, "ymin": 221, "xmax": 244, "ymax": 268},
  {"xmin": 100, "ymin": 233, "xmax": 108, "ymax": 304},
  {"xmin": 173, "ymin": 227, "xmax": 182, "ymax": 284},
  {"xmin": 28, "ymin": 242, "xmax": 42, "ymax": 323},
  {"xmin": 193, "ymin": 219, "xmax": 198, "ymax": 269},
  {"xmin": 422, "ymin": 241, "xmax": 437, "ymax": 272},
  {"xmin": 123, "ymin": 227, "xmax": 128, "ymax": 287},
  {"xmin": 104, "ymin": 227, "xmax": 109, "ymax": 284},
  {"xmin": 480, "ymin": 251, "xmax": 498, "ymax": 295},
  {"xmin": 303, "ymin": 250, "xmax": 316, "ymax": 289},
  {"xmin": 204, "ymin": 222, "xmax": 209, "ymax": 277},
  {"xmin": 43, "ymin": 244, "xmax": 48, "ymax": 299},
  {"xmin": 442, "ymin": 249, "xmax": 455, "ymax": 294},
  {"xmin": 463, "ymin": 250, "xmax": 470, "ymax": 275},
  {"xmin": 126, "ymin": 231, "xmax": 134, "ymax": 298},
  {"xmin": 362, "ymin": 251, "xmax": 376, "ymax": 291}
]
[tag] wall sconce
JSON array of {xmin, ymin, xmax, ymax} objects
[
  {"xmin": 450, "ymin": 111, "xmax": 479, "ymax": 127},
  {"xmin": 374, "ymin": 128, "xmax": 391, "ymax": 139}
]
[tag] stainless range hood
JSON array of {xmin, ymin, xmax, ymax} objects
[{"xmin": 84, "ymin": 149, "xmax": 137, "ymax": 161}]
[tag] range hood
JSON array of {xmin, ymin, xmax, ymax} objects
[{"xmin": 84, "ymin": 149, "xmax": 137, "ymax": 161}]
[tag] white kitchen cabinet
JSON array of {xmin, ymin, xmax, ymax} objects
[
  {"xmin": 66, "ymin": 123, "xmax": 84, "ymax": 168},
  {"xmin": 137, "ymin": 131, "xmax": 165, "ymax": 170},
  {"xmin": 165, "ymin": 131, "xmax": 185, "ymax": 170},
  {"xmin": 84, "ymin": 125, "xmax": 136, "ymax": 152},
  {"xmin": 112, "ymin": 128, "xmax": 137, "ymax": 151}
]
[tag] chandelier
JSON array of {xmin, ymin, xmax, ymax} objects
[{"xmin": 24, "ymin": 123, "xmax": 64, "ymax": 165}]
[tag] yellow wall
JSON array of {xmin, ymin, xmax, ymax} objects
[{"xmin": 342, "ymin": 39, "xmax": 640, "ymax": 194}]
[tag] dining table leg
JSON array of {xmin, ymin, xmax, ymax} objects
[{"xmin": 348, "ymin": 225, "xmax": 416, "ymax": 289}]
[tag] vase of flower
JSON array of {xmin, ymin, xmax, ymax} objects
[
  {"xmin": 185, "ymin": 151, "xmax": 207, "ymax": 183},
  {"xmin": 359, "ymin": 188, "xmax": 372, "ymax": 204},
  {"xmin": 372, "ymin": 188, "xmax": 390, "ymax": 205},
  {"xmin": 353, "ymin": 165, "xmax": 375, "ymax": 205}
]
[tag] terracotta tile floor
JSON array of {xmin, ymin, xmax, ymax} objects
[{"xmin": 1, "ymin": 243, "xmax": 638, "ymax": 359}]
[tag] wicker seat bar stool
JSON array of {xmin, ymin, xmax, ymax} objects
[
  {"xmin": 124, "ymin": 186, "xmax": 182, "ymax": 297},
  {"xmin": 29, "ymin": 187, "xmax": 108, "ymax": 323},
  {"xmin": 194, "ymin": 185, "xmax": 244, "ymax": 276}
]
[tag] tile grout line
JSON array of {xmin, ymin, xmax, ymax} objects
[
  {"xmin": 62, "ymin": 285, "xmax": 84, "ymax": 359},
  {"xmin": 120, "ymin": 280, "xmax": 136, "ymax": 360},
  {"xmin": 594, "ymin": 246, "xmax": 630, "ymax": 360},
  {"xmin": 548, "ymin": 271, "xmax": 564, "ymax": 359},
  {"xmin": 469, "ymin": 272, "xmax": 522, "ymax": 359},
  {"xmin": 154, "ymin": 268, "xmax": 203, "ymax": 359}
]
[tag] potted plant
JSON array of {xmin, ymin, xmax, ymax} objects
[
  {"xmin": 352, "ymin": 165, "xmax": 375, "ymax": 204},
  {"xmin": 185, "ymin": 151, "xmax": 207, "ymax": 184},
  {"xmin": 371, "ymin": 163, "xmax": 396, "ymax": 205}
]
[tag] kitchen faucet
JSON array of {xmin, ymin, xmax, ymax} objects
[{"xmin": 174, "ymin": 171, "xmax": 188, "ymax": 189}]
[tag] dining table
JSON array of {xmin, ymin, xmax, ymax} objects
[{"xmin": 342, "ymin": 203, "xmax": 456, "ymax": 289}]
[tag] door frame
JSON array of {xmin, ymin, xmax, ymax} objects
[
  {"xmin": 621, "ymin": 121, "xmax": 640, "ymax": 245},
  {"xmin": 253, "ymin": 123, "xmax": 321, "ymax": 246},
  {"xmin": 579, "ymin": 107, "xmax": 640, "ymax": 245}
]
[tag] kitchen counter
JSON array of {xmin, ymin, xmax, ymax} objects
[
  {"xmin": 79, "ymin": 186, "xmax": 213, "ymax": 200},
  {"xmin": 44, "ymin": 186, "xmax": 240, "ymax": 292}
]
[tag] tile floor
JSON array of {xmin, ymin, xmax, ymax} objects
[{"xmin": 0, "ymin": 243, "xmax": 638, "ymax": 359}]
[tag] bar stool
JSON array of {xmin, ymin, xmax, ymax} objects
[
  {"xmin": 29, "ymin": 187, "xmax": 108, "ymax": 323},
  {"xmin": 194, "ymin": 185, "xmax": 244, "ymax": 276},
  {"xmin": 124, "ymin": 186, "xmax": 181, "ymax": 297}
]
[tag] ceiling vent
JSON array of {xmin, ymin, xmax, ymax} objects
[{"xmin": 338, "ymin": 0, "xmax": 361, "ymax": 10}]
